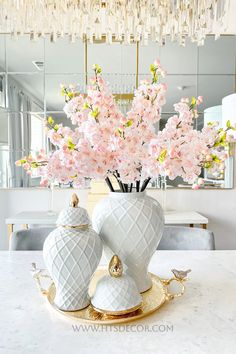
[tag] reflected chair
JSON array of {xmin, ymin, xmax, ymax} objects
[
  {"xmin": 158, "ymin": 226, "xmax": 215, "ymax": 250},
  {"xmin": 10, "ymin": 227, "xmax": 55, "ymax": 250}
]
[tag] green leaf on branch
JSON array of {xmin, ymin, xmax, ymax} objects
[
  {"xmin": 31, "ymin": 162, "xmax": 39, "ymax": 168},
  {"xmin": 91, "ymin": 107, "xmax": 99, "ymax": 120},
  {"xmin": 67, "ymin": 92, "xmax": 74, "ymax": 99},
  {"xmin": 68, "ymin": 137, "xmax": 75, "ymax": 150},
  {"xmin": 48, "ymin": 116, "xmax": 54, "ymax": 125},
  {"xmin": 226, "ymin": 120, "xmax": 231, "ymax": 129},
  {"xmin": 191, "ymin": 97, "xmax": 196, "ymax": 106},
  {"xmin": 204, "ymin": 161, "xmax": 212, "ymax": 169},
  {"xmin": 93, "ymin": 64, "xmax": 102, "ymax": 74},
  {"xmin": 150, "ymin": 64, "xmax": 156, "ymax": 73},
  {"xmin": 212, "ymin": 155, "xmax": 221, "ymax": 163},
  {"xmin": 150, "ymin": 63, "xmax": 158, "ymax": 83},
  {"xmin": 157, "ymin": 149, "xmax": 167, "ymax": 163},
  {"xmin": 60, "ymin": 87, "xmax": 67, "ymax": 96},
  {"xmin": 125, "ymin": 120, "xmax": 133, "ymax": 127},
  {"xmin": 20, "ymin": 159, "xmax": 27, "ymax": 165},
  {"xmin": 83, "ymin": 102, "xmax": 90, "ymax": 109},
  {"xmin": 225, "ymin": 119, "xmax": 236, "ymax": 130},
  {"xmin": 54, "ymin": 124, "xmax": 59, "ymax": 131},
  {"xmin": 207, "ymin": 121, "xmax": 217, "ymax": 127},
  {"xmin": 70, "ymin": 174, "xmax": 78, "ymax": 179}
]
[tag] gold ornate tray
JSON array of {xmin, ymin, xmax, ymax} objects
[{"xmin": 35, "ymin": 267, "xmax": 188, "ymax": 325}]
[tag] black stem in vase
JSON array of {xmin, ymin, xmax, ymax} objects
[
  {"xmin": 105, "ymin": 177, "xmax": 115, "ymax": 192},
  {"xmin": 130, "ymin": 183, "xmax": 133, "ymax": 193},
  {"xmin": 113, "ymin": 173, "xmax": 125, "ymax": 192},
  {"xmin": 140, "ymin": 178, "xmax": 151, "ymax": 192},
  {"xmin": 136, "ymin": 180, "xmax": 140, "ymax": 192},
  {"xmin": 119, "ymin": 181, "xmax": 126, "ymax": 192},
  {"xmin": 114, "ymin": 171, "xmax": 127, "ymax": 193}
]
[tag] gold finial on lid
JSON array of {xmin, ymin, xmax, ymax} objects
[
  {"xmin": 109, "ymin": 255, "xmax": 123, "ymax": 278},
  {"xmin": 70, "ymin": 193, "xmax": 79, "ymax": 208}
]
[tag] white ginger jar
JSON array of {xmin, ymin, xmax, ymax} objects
[{"xmin": 43, "ymin": 194, "xmax": 103, "ymax": 311}]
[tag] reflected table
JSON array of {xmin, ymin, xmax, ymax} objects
[
  {"xmin": 6, "ymin": 210, "xmax": 208, "ymax": 240},
  {"xmin": 6, "ymin": 211, "xmax": 58, "ymax": 239}
]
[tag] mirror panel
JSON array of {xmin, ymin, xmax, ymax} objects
[
  {"xmin": 198, "ymin": 36, "xmax": 236, "ymax": 74},
  {"xmin": 159, "ymin": 40, "xmax": 198, "ymax": 74},
  {"xmin": 7, "ymin": 73, "xmax": 44, "ymax": 113},
  {"xmin": 45, "ymin": 38, "xmax": 84, "ymax": 73},
  {"xmin": 88, "ymin": 42, "xmax": 136, "ymax": 75},
  {"xmin": 139, "ymin": 41, "xmax": 160, "ymax": 74},
  {"xmin": 6, "ymin": 36, "xmax": 44, "ymax": 73},
  {"xmin": 0, "ymin": 34, "xmax": 235, "ymax": 188},
  {"xmin": 198, "ymin": 75, "xmax": 235, "ymax": 111},
  {"xmin": 161, "ymin": 75, "xmax": 197, "ymax": 112},
  {"xmin": 45, "ymin": 73, "xmax": 85, "ymax": 111}
]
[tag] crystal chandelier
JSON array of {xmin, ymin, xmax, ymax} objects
[{"xmin": 0, "ymin": 0, "xmax": 230, "ymax": 45}]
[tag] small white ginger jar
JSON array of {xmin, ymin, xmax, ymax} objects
[
  {"xmin": 92, "ymin": 191, "xmax": 164, "ymax": 293},
  {"xmin": 91, "ymin": 255, "xmax": 142, "ymax": 315},
  {"xmin": 43, "ymin": 194, "xmax": 103, "ymax": 311}
]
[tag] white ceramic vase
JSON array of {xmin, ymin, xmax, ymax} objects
[
  {"xmin": 43, "ymin": 194, "xmax": 103, "ymax": 311},
  {"xmin": 92, "ymin": 191, "xmax": 164, "ymax": 292}
]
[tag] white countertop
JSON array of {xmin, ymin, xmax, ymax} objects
[
  {"xmin": 0, "ymin": 250, "xmax": 235, "ymax": 354},
  {"xmin": 5, "ymin": 210, "xmax": 208, "ymax": 225}
]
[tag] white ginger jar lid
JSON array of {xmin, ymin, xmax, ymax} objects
[
  {"xmin": 57, "ymin": 193, "xmax": 90, "ymax": 227},
  {"xmin": 91, "ymin": 255, "xmax": 142, "ymax": 315}
]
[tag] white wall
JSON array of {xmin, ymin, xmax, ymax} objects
[
  {"xmin": 0, "ymin": 179, "xmax": 236, "ymax": 250},
  {"xmin": 148, "ymin": 188, "xmax": 236, "ymax": 250}
]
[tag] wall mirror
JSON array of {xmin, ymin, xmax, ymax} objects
[{"xmin": 0, "ymin": 34, "xmax": 235, "ymax": 188}]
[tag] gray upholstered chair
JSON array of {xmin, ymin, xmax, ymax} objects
[
  {"xmin": 158, "ymin": 226, "xmax": 215, "ymax": 250},
  {"xmin": 9, "ymin": 227, "xmax": 55, "ymax": 251}
]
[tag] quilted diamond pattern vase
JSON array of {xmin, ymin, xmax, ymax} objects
[
  {"xmin": 43, "ymin": 194, "xmax": 103, "ymax": 311},
  {"xmin": 92, "ymin": 191, "xmax": 164, "ymax": 292}
]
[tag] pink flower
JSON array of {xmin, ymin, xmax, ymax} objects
[
  {"xmin": 23, "ymin": 163, "xmax": 30, "ymax": 170},
  {"xmin": 153, "ymin": 59, "xmax": 161, "ymax": 67},
  {"xmin": 197, "ymin": 96, "xmax": 203, "ymax": 103},
  {"xmin": 197, "ymin": 178, "xmax": 204, "ymax": 185},
  {"xmin": 160, "ymin": 83, "xmax": 167, "ymax": 91},
  {"xmin": 40, "ymin": 178, "xmax": 48, "ymax": 187}
]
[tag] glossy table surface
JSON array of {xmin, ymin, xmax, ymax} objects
[{"xmin": 0, "ymin": 250, "xmax": 235, "ymax": 354}]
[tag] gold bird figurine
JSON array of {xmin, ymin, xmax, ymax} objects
[
  {"xmin": 109, "ymin": 255, "xmax": 123, "ymax": 278},
  {"xmin": 171, "ymin": 269, "xmax": 191, "ymax": 280}
]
